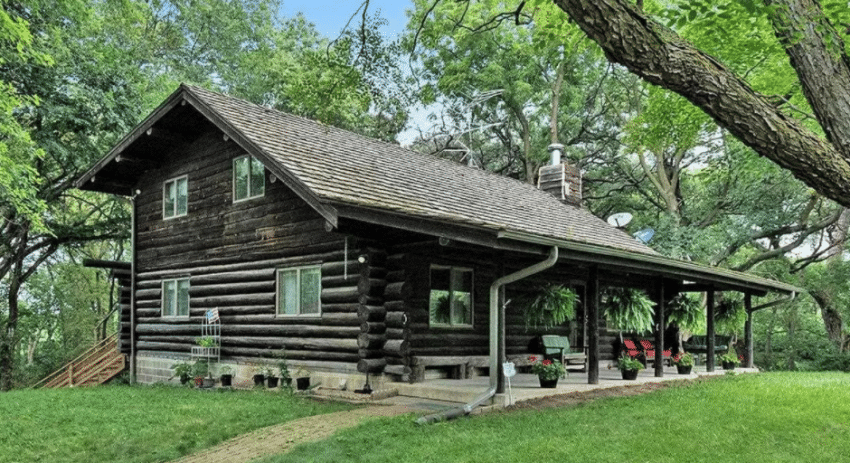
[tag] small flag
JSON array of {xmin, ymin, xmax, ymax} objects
[{"xmin": 206, "ymin": 308, "xmax": 219, "ymax": 323}]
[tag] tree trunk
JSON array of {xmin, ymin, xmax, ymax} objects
[{"xmin": 552, "ymin": 0, "xmax": 850, "ymax": 208}]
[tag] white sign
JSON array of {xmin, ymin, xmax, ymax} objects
[{"xmin": 502, "ymin": 362, "xmax": 516, "ymax": 378}]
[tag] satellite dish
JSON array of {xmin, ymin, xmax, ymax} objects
[
  {"xmin": 634, "ymin": 228, "xmax": 655, "ymax": 244},
  {"xmin": 606, "ymin": 212, "xmax": 633, "ymax": 228}
]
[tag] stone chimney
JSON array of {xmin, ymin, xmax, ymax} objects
[{"xmin": 537, "ymin": 143, "xmax": 582, "ymax": 207}]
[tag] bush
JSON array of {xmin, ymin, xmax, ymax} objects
[{"xmin": 815, "ymin": 350, "xmax": 850, "ymax": 372}]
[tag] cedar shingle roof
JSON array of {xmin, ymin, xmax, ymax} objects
[{"xmin": 184, "ymin": 85, "xmax": 655, "ymax": 256}]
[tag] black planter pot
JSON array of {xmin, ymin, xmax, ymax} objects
[
  {"xmin": 220, "ymin": 374, "xmax": 233, "ymax": 387},
  {"xmin": 296, "ymin": 377, "xmax": 310, "ymax": 390},
  {"xmin": 253, "ymin": 374, "xmax": 265, "ymax": 387},
  {"xmin": 194, "ymin": 376, "xmax": 204, "ymax": 388},
  {"xmin": 538, "ymin": 377, "xmax": 558, "ymax": 388},
  {"xmin": 676, "ymin": 365, "xmax": 693, "ymax": 375},
  {"xmin": 267, "ymin": 376, "xmax": 280, "ymax": 388},
  {"xmin": 722, "ymin": 362, "xmax": 736, "ymax": 370},
  {"xmin": 621, "ymin": 369, "xmax": 639, "ymax": 380}
]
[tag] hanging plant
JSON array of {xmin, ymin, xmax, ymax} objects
[
  {"xmin": 522, "ymin": 284, "xmax": 578, "ymax": 330},
  {"xmin": 666, "ymin": 293, "xmax": 703, "ymax": 332},
  {"xmin": 714, "ymin": 295, "xmax": 745, "ymax": 336},
  {"xmin": 603, "ymin": 288, "xmax": 655, "ymax": 334}
]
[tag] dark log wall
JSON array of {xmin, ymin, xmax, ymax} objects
[
  {"xmin": 130, "ymin": 128, "xmax": 369, "ymax": 366},
  {"xmin": 388, "ymin": 245, "xmax": 588, "ymax": 363}
]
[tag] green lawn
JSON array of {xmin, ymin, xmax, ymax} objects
[
  {"xmin": 262, "ymin": 372, "xmax": 850, "ymax": 463},
  {"xmin": 0, "ymin": 384, "xmax": 351, "ymax": 463}
]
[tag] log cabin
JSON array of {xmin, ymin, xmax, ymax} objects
[{"xmin": 76, "ymin": 84, "xmax": 799, "ymax": 394}]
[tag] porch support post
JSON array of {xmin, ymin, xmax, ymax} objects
[
  {"xmin": 587, "ymin": 265, "xmax": 599, "ymax": 384},
  {"xmin": 706, "ymin": 288, "xmax": 716, "ymax": 372},
  {"xmin": 745, "ymin": 293, "xmax": 754, "ymax": 368},
  {"xmin": 654, "ymin": 278, "xmax": 665, "ymax": 378},
  {"xmin": 497, "ymin": 285, "xmax": 506, "ymax": 394}
]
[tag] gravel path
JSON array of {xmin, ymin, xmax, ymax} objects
[{"xmin": 169, "ymin": 404, "xmax": 424, "ymax": 463}]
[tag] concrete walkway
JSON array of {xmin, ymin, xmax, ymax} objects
[{"xmin": 169, "ymin": 399, "xmax": 449, "ymax": 463}]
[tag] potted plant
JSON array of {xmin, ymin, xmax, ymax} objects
[
  {"xmin": 278, "ymin": 361, "xmax": 292, "ymax": 389},
  {"xmin": 522, "ymin": 285, "xmax": 578, "ymax": 330},
  {"xmin": 294, "ymin": 365, "xmax": 311, "ymax": 390},
  {"xmin": 617, "ymin": 355, "xmax": 645, "ymax": 380},
  {"xmin": 528, "ymin": 356, "xmax": 566, "ymax": 388},
  {"xmin": 266, "ymin": 367, "xmax": 279, "ymax": 388},
  {"xmin": 719, "ymin": 353, "xmax": 740, "ymax": 370},
  {"xmin": 170, "ymin": 361, "xmax": 193, "ymax": 385},
  {"xmin": 192, "ymin": 360, "xmax": 210, "ymax": 387},
  {"xmin": 671, "ymin": 352, "xmax": 694, "ymax": 374},
  {"xmin": 218, "ymin": 365, "xmax": 234, "ymax": 387}
]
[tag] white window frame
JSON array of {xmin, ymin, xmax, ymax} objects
[
  {"xmin": 233, "ymin": 155, "xmax": 265, "ymax": 202},
  {"xmin": 162, "ymin": 277, "xmax": 190, "ymax": 318},
  {"xmin": 276, "ymin": 265, "xmax": 322, "ymax": 317},
  {"xmin": 429, "ymin": 265, "xmax": 474, "ymax": 328},
  {"xmin": 163, "ymin": 175, "xmax": 188, "ymax": 219}
]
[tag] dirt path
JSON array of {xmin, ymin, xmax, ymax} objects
[{"xmin": 170, "ymin": 404, "xmax": 422, "ymax": 463}]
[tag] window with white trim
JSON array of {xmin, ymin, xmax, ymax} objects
[
  {"xmin": 233, "ymin": 155, "xmax": 265, "ymax": 201},
  {"xmin": 429, "ymin": 266, "xmax": 473, "ymax": 327},
  {"xmin": 277, "ymin": 266, "xmax": 321, "ymax": 316},
  {"xmin": 162, "ymin": 278, "xmax": 190, "ymax": 318},
  {"xmin": 163, "ymin": 176, "xmax": 188, "ymax": 219}
]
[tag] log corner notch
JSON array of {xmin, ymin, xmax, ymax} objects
[{"xmin": 354, "ymin": 245, "xmax": 390, "ymax": 374}]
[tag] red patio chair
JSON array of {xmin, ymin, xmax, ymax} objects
[
  {"xmin": 639, "ymin": 339, "xmax": 672, "ymax": 366},
  {"xmin": 622, "ymin": 339, "xmax": 641, "ymax": 358}
]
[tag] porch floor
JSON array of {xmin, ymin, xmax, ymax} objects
[{"xmin": 392, "ymin": 362, "xmax": 756, "ymax": 407}]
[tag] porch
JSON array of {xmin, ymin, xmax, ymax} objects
[{"xmin": 390, "ymin": 361, "xmax": 756, "ymax": 407}]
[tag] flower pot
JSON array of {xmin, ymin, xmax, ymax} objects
[
  {"xmin": 722, "ymin": 361, "xmax": 736, "ymax": 370},
  {"xmin": 296, "ymin": 377, "xmax": 310, "ymax": 390},
  {"xmin": 267, "ymin": 376, "xmax": 279, "ymax": 388},
  {"xmin": 676, "ymin": 365, "xmax": 692, "ymax": 375},
  {"xmin": 538, "ymin": 377, "xmax": 558, "ymax": 388},
  {"xmin": 621, "ymin": 369, "xmax": 639, "ymax": 380},
  {"xmin": 194, "ymin": 376, "xmax": 204, "ymax": 388},
  {"xmin": 220, "ymin": 374, "xmax": 233, "ymax": 387},
  {"xmin": 253, "ymin": 374, "xmax": 265, "ymax": 387}
]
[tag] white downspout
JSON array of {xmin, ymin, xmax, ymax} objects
[{"xmin": 416, "ymin": 246, "xmax": 559, "ymax": 424}]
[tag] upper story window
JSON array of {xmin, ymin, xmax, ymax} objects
[
  {"xmin": 162, "ymin": 278, "xmax": 190, "ymax": 318},
  {"xmin": 233, "ymin": 155, "xmax": 265, "ymax": 202},
  {"xmin": 163, "ymin": 176, "xmax": 188, "ymax": 219},
  {"xmin": 277, "ymin": 266, "xmax": 321, "ymax": 317},
  {"xmin": 429, "ymin": 266, "xmax": 473, "ymax": 327}
]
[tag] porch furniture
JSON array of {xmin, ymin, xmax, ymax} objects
[
  {"xmin": 639, "ymin": 339, "xmax": 672, "ymax": 366},
  {"xmin": 622, "ymin": 339, "xmax": 641, "ymax": 358},
  {"xmin": 682, "ymin": 335, "xmax": 730, "ymax": 355},
  {"xmin": 409, "ymin": 354, "xmax": 538, "ymax": 383},
  {"xmin": 541, "ymin": 335, "xmax": 587, "ymax": 372}
]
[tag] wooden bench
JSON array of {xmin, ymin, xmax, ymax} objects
[
  {"xmin": 683, "ymin": 335, "xmax": 730, "ymax": 355},
  {"xmin": 542, "ymin": 335, "xmax": 587, "ymax": 371},
  {"xmin": 409, "ymin": 354, "xmax": 538, "ymax": 383}
]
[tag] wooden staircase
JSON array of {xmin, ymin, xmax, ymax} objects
[{"xmin": 34, "ymin": 333, "xmax": 126, "ymax": 388}]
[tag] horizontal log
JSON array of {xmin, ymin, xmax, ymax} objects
[
  {"xmin": 214, "ymin": 305, "xmax": 276, "ymax": 316},
  {"xmin": 136, "ymin": 308, "xmax": 161, "ymax": 318},
  {"xmin": 360, "ymin": 266, "xmax": 387, "ymax": 280},
  {"xmin": 137, "ymin": 341, "xmax": 190, "ymax": 353},
  {"xmin": 221, "ymin": 336, "xmax": 359, "ymax": 352},
  {"xmin": 383, "ymin": 365, "xmax": 412, "ymax": 376},
  {"xmin": 383, "ymin": 339, "xmax": 410, "ymax": 356},
  {"xmin": 321, "ymin": 303, "xmax": 360, "ymax": 313},
  {"xmin": 321, "ymin": 274, "xmax": 360, "ymax": 288},
  {"xmin": 191, "ymin": 268, "xmax": 275, "ymax": 285},
  {"xmin": 384, "ymin": 281, "xmax": 412, "ymax": 301},
  {"xmin": 360, "ymin": 322, "xmax": 386, "ymax": 335},
  {"xmin": 357, "ymin": 358, "xmax": 387, "ymax": 374},
  {"xmin": 189, "ymin": 281, "xmax": 274, "ymax": 297},
  {"xmin": 193, "ymin": 293, "xmax": 275, "ymax": 307},
  {"xmin": 321, "ymin": 286, "xmax": 359, "ymax": 303},
  {"xmin": 321, "ymin": 260, "xmax": 364, "ymax": 277},
  {"xmin": 357, "ymin": 305, "xmax": 386, "ymax": 322},
  {"xmin": 221, "ymin": 346, "xmax": 359, "ymax": 362},
  {"xmin": 385, "ymin": 312, "xmax": 408, "ymax": 328},
  {"xmin": 357, "ymin": 333, "xmax": 386, "ymax": 350},
  {"xmin": 358, "ymin": 278, "xmax": 387, "ymax": 297},
  {"xmin": 385, "ymin": 328, "xmax": 407, "ymax": 340},
  {"xmin": 135, "ymin": 323, "xmax": 359, "ymax": 338}
]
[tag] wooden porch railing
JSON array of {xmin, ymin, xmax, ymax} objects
[{"xmin": 33, "ymin": 333, "xmax": 126, "ymax": 389}]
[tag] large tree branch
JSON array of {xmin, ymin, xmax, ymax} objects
[{"xmin": 553, "ymin": 0, "xmax": 850, "ymax": 208}]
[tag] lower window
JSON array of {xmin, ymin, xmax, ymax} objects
[
  {"xmin": 162, "ymin": 278, "xmax": 190, "ymax": 317},
  {"xmin": 277, "ymin": 266, "xmax": 321, "ymax": 316},
  {"xmin": 429, "ymin": 266, "xmax": 473, "ymax": 327}
]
